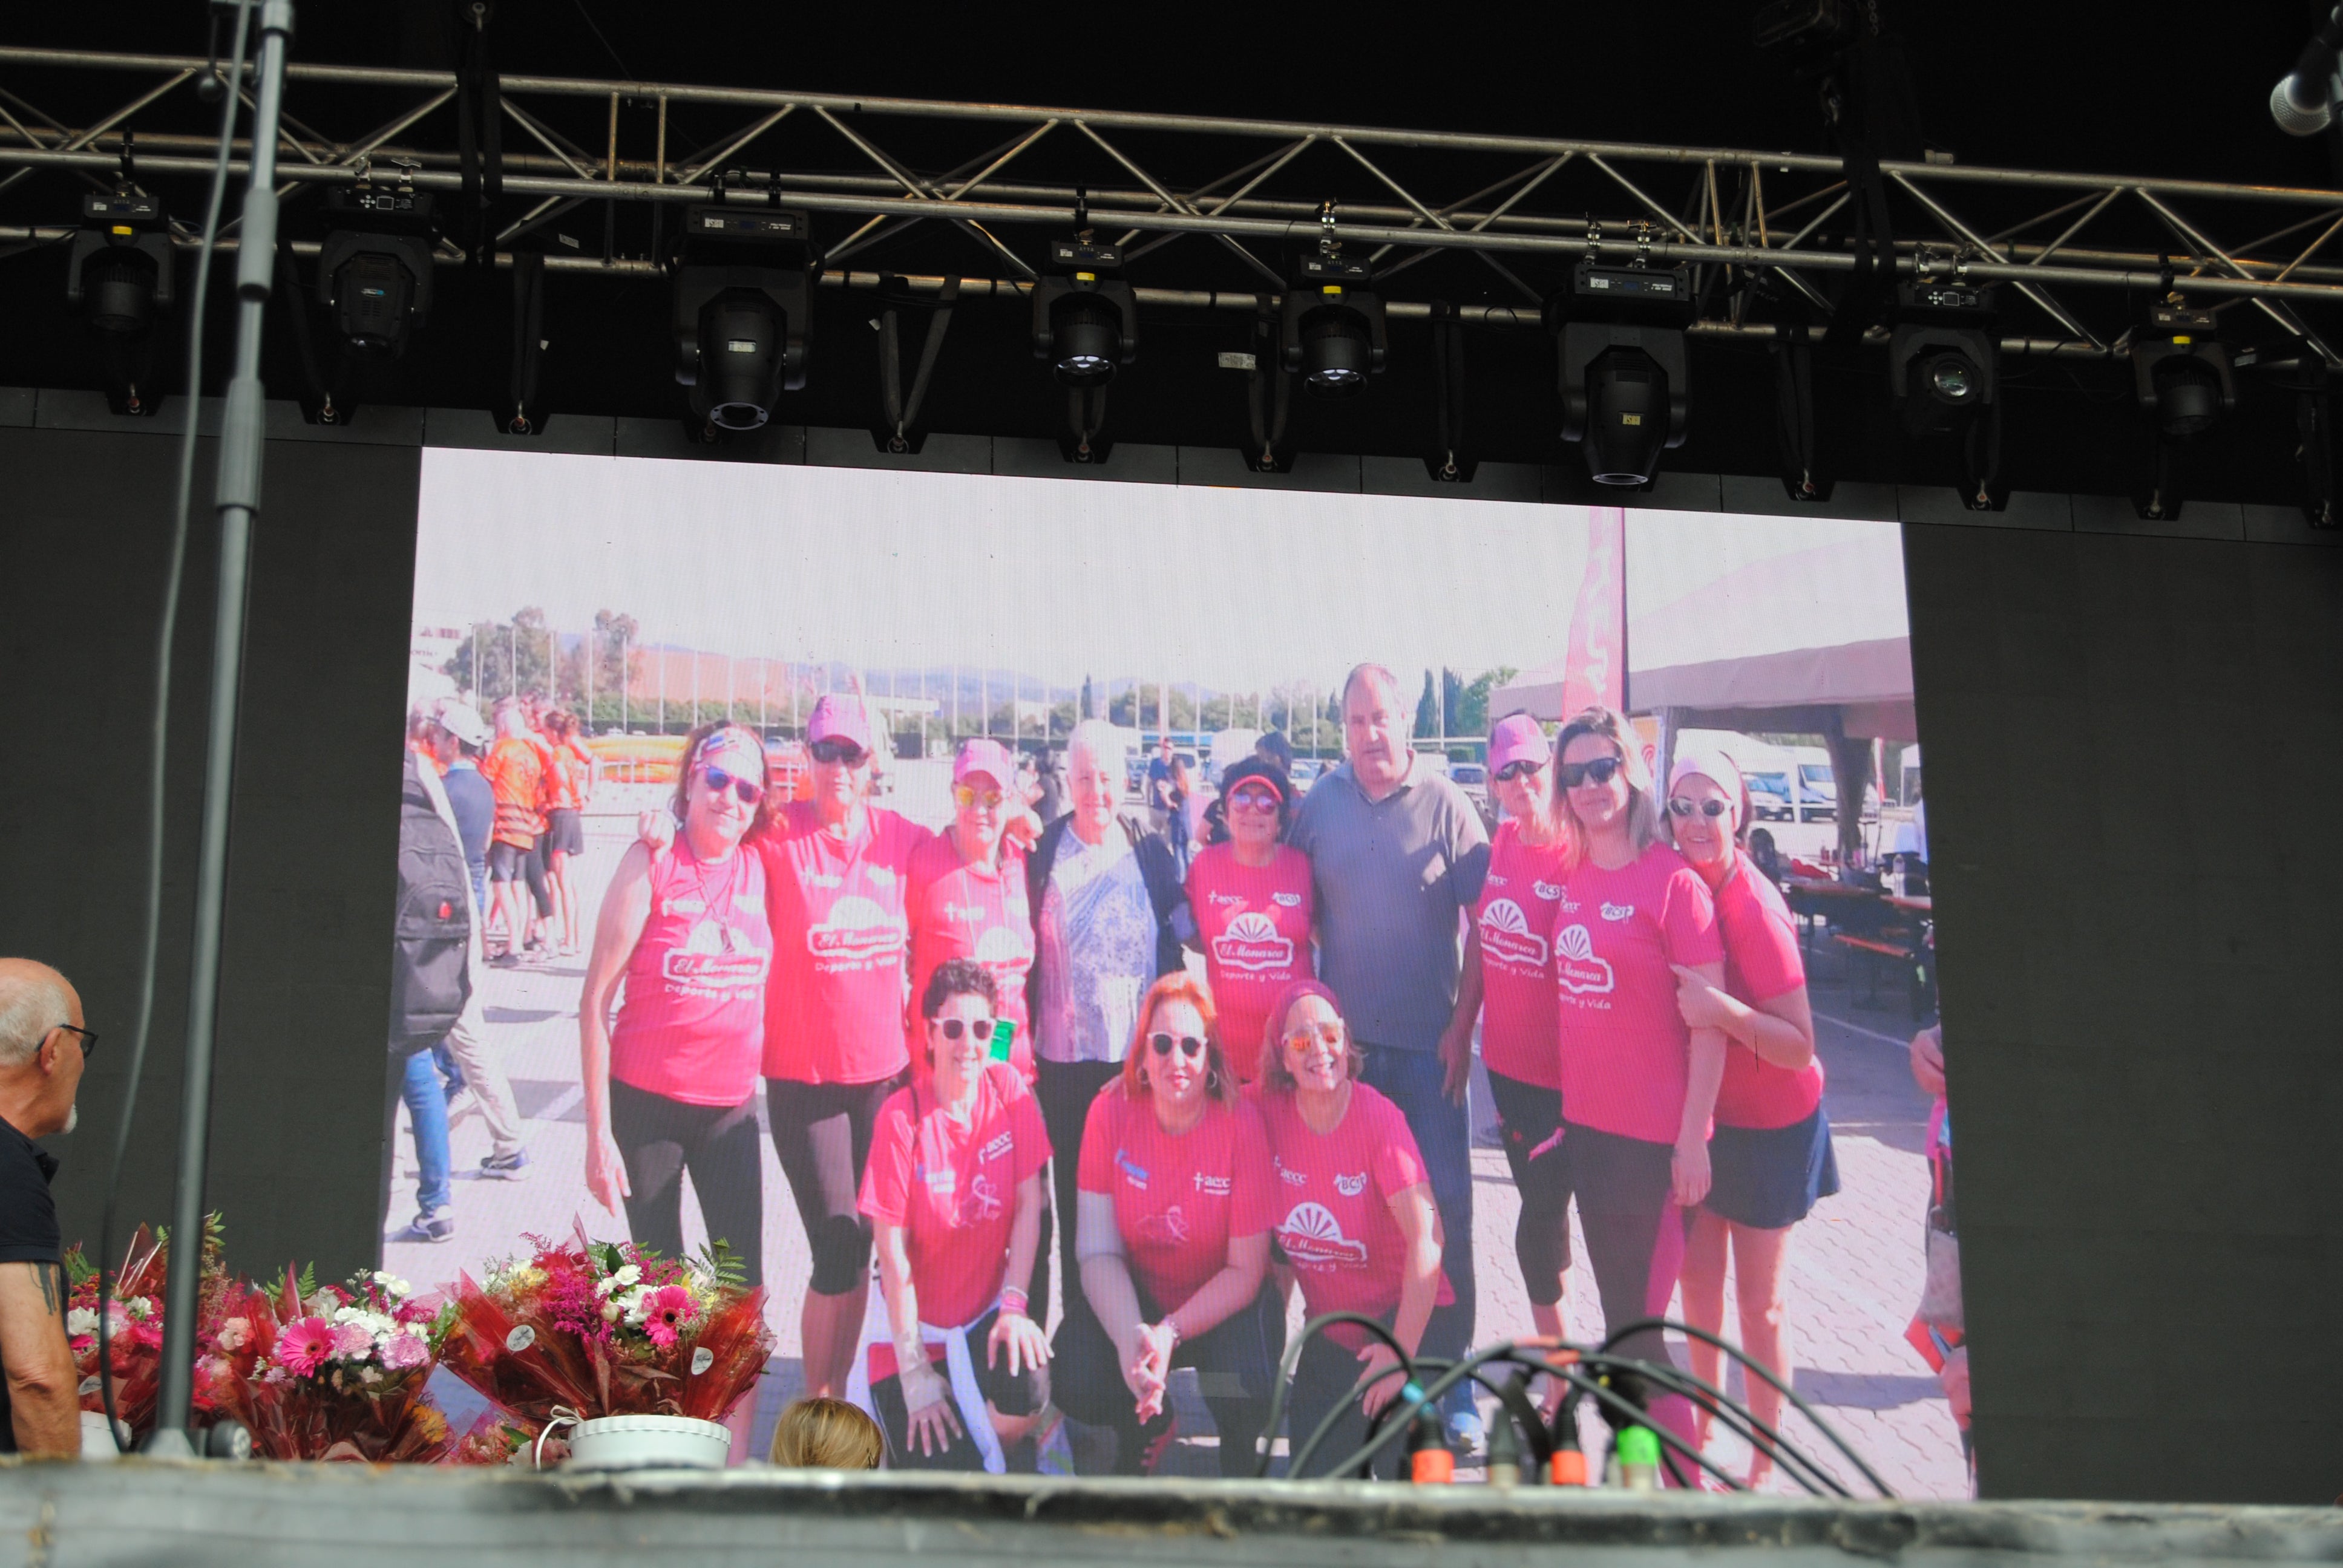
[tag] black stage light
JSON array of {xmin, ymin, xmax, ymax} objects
[
  {"xmin": 67, "ymin": 183, "xmax": 174, "ymax": 415},
  {"xmin": 1547, "ymin": 261, "xmax": 1691, "ymax": 486},
  {"xmin": 1887, "ymin": 281, "xmax": 1996, "ymax": 437},
  {"xmin": 1281, "ymin": 253, "xmax": 1386, "ymax": 397},
  {"xmin": 315, "ymin": 182, "xmax": 437, "ymax": 360},
  {"xmin": 1033, "ymin": 237, "xmax": 1137, "ymax": 388},
  {"xmin": 672, "ymin": 201, "xmax": 812, "ymax": 433},
  {"xmin": 2129, "ymin": 301, "xmax": 2235, "ymax": 439}
]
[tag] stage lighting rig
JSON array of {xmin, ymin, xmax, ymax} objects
[
  {"xmin": 65, "ymin": 178, "xmax": 174, "ymax": 416},
  {"xmin": 1545, "ymin": 257, "xmax": 1692, "ymax": 486},
  {"xmin": 314, "ymin": 172, "xmax": 437, "ymax": 361},
  {"xmin": 1887, "ymin": 281, "xmax": 1996, "ymax": 436},
  {"xmin": 672, "ymin": 197, "xmax": 813, "ymax": 434},
  {"xmin": 1032, "ymin": 237, "xmax": 1137, "ymax": 389},
  {"xmin": 2128, "ymin": 301, "xmax": 2235, "ymax": 439},
  {"xmin": 1282, "ymin": 209, "xmax": 1386, "ymax": 397}
]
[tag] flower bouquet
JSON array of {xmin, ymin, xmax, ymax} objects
[
  {"xmin": 198, "ymin": 1266, "xmax": 459, "ymax": 1463},
  {"xmin": 64, "ymin": 1215, "xmax": 229, "ymax": 1443},
  {"xmin": 436, "ymin": 1232, "xmax": 772, "ymax": 1439}
]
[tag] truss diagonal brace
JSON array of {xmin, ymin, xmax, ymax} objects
[
  {"xmin": 1074, "ymin": 119, "xmax": 1284, "ymax": 290},
  {"xmin": 1331, "ymin": 135, "xmax": 1538, "ymax": 305},
  {"xmin": 1889, "ymin": 171, "xmax": 2104, "ymax": 350}
]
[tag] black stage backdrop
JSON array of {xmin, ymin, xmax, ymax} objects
[{"xmin": 2, "ymin": 404, "xmax": 2338, "ymax": 1502}]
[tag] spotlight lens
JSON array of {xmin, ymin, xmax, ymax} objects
[
  {"xmin": 1300, "ymin": 309, "xmax": 1372, "ymax": 397},
  {"xmin": 1927, "ymin": 354, "xmax": 1975, "ymax": 403},
  {"xmin": 1050, "ymin": 292, "xmax": 1122, "ymax": 387}
]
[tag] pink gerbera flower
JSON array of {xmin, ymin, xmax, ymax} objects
[
  {"xmin": 274, "ymin": 1317, "xmax": 336, "ymax": 1378},
  {"xmin": 638, "ymin": 1285, "xmax": 695, "ymax": 1348}
]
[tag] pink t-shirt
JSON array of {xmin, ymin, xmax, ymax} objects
[
  {"xmin": 1472, "ymin": 821, "xmax": 1571, "ymax": 1089},
  {"xmin": 756, "ymin": 802, "xmax": 932, "ymax": 1085},
  {"xmin": 1253, "ymin": 1083, "xmax": 1453, "ymax": 1349},
  {"xmin": 609, "ymin": 842, "xmax": 771, "ymax": 1106},
  {"xmin": 1185, "ymin": 844, "xmax": 1314, "ymax": 1082},
  {"xmin": 1077, "ymin": 1089, "xmax": 1277, "ymax": 1312},
  {"xmin": 858, "ymin": 1062, "xmax": 1050, "ymax": 1332},
  {"xmin": 905, "ymin": 834, "xmax": 1035, "ymax": 1081},
  {"xmin": 1552, "ymin": 843, "xmax": 1725, "ymax": 1145},
  {"xmin": 1708, "ymin": 857, "xmax": 1822, "ymax": 1129}
]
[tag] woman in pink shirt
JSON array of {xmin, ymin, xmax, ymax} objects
[
  {"xmin": 1663, "ymin": 746, "xmax": 1838, "ymax": 1488},
  {"xmin": 1440, "ymin": 713, "xmax": 1577, "ymax": 1351},
  {"xmin": 906, "ymin": 739, "xmax": 1035, "ymax": 1082},
  {"xmin": 859, "ymin": 959, "xmax": 1052, "ymax": 1471},
  {"xmin": 1550, "ymin": 705, "xmax": 1727, "ymax": 1468},
  {"xmin": 1182, "ymin": 757, "xmax": 1314, "ymax": 1083},
  {"xmin": 1055, "ymin": 973, "xmax": 1281, "ymax": 1475},
  {"xmin": 579, "ymin": 722, "xmax": 772, "ymax": 1287},
  {"xmin": 1256, "ymin": 979, "xmax": 1455, "ymax": 1478}
]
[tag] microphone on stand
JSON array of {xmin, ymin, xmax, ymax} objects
[{"xmin": 2270, "ymin": 4, "xmax": 2343, "ymax": 134}]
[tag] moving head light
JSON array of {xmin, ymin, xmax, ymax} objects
[
  {"xmin": 1033, "ymin": 237, "xmax": 1137, "ymax": 388},
  {"xmin": 2129, "ymin": 301, "xmax": 2235, "ymax": 439},
  {"xmin": 1547, "ymin": 261, "xmax": 1692, "ymax": 486},
  {"xmin": 1280, "ymin": 253, "xmax": 1387, "ymax": 397},
  {"xmin": 315, "ymin": 182, "xmax": 437, "ymax": 361},
  {"xmin": 673, "ymin": 201, "xmax": 813, "ymax": 433},
  {"xmin": 67, "ymin": 183, "xmax": 174, "ymax": 415},
  {"xmin": 1887, "ymin": 281, "xmax": 1996, "ymax": 437}
]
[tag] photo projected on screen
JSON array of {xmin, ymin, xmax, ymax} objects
[{"xmin": 386, "ymin": 446, "xmax": 1963, "ymax": 1492}]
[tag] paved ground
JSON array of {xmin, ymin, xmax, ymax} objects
[{"xmin": 394, "ymin": 777, "xmax": 1964, "ymax": 1495}]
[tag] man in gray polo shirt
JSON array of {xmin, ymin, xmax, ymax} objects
[{"xmin": 1286, "ymin": 662, "xmax": 1490, "ymax": 1448}]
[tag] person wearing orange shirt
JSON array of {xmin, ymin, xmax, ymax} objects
[
  {"xmin": 480, "ymin": 699, "xmax": 549, "ymax": 962},
  {"xmin": 543, "ymin": 708, "xmax": 597, "ymax": 956}
]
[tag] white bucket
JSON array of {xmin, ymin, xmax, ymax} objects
[{"xmin": 560, "ymin": 1414, "xmax": 733, "ymax": 1472}]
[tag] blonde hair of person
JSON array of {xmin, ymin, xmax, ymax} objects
[
  {"xmin": 1550, "ymin": 704, "xmax": 1663, "ymax": 857},
  {"xmin": 768, "ymin": 1396, "xmax": 884, "ymax": 1469}
]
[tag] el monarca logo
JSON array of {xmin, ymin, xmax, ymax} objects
[
  {"xmin": 1479, "ymin": 898, "xmax": 1548, "ymax": 969},
  {"xmin": 1555, "ymin": 923, "xmax": 1616, "ymax": 996},
  {"xmin": 807, "ymin": 895, "xmax": 905, "ymax": 964},
  {"xmin": 1276, "ymin": 1201, "xmax": 1369, "ymax": 1268},
  {"xmin": 664, "ymin": 918, "xmax": 770, "ymax": 985},
  {"xmin": 1213, "ymin": 910, "xmax": 1295, "ymax": 972}
]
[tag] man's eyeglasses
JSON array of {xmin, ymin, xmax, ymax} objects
[
  {"xmin": 700, "ymin": 766, "xmax": 764, "ymax": 805},
  {"xmin": 809, "ymin": 739, "xmax": 868, "ymax": 766},
  {"xmin": 1149, "ymin": 1033, "xmax": 1206, "ymax": 1059},
  {"xmin": 934, "ymin": 1017, "xmax": 997, "ymax": 1042},
  {"xmin": 1557, "ymin": 756, "xmax": 1623, "ymax": 790},
  {"xmin": 1494, "ymin": 759, "xmax": 1544, "ymax": 783},
  {"xmin": 1667, "ymin": 797, "xmax": 1730, "ymax": 820},
  {"xmin": 53, "ymin": 1024, "xmax": 97, "ymax": 1060},
  {"xmin": 952, "ymin": 784, "xmax": 1005, "ymax": 810}
]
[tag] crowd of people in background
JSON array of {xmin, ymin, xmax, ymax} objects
[{"xmin": 392, "ymin": 661, "xmax": 1893, "ymax": 1481}]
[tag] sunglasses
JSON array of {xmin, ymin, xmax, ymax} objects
[
  {"xmin": 700, "ymin": 765, "xmax": 764, "ymax": 805},
  {"xmin": 1227, "ymin": 786, "xmax": 1280, "ymax": 812},
  {"xmin": 1667, "ymin": 797, "xmax": 1731, "ymax": 819},
  {"xmin": 952, "ymin": 783, "xmax": 1005, "ymax": 810},
  {"xmin": 933, "ymin": 1017, "xmax": 997, "ymax": 1042},
  {"xmin": 53, "ymin": 1023, "xmax": 97, "ymax": 1060},
  {"xmin": 1282, "ymin": 1022, "xmax": 1345, "ymax": 1050},
  {"xmin": 1557, "ymin": 756, "xmax": 1624, "ymax": 790},
  {"xmin": 809, "ymin": 739, "xmax": 867, "ymax": 766},
  {"xmin": 1149, "ymin": 1033, "xmax": 1207, "ymax": 1059},
  {"xmin": 1494, "ymin": 759, "xmax": 1544, "ymax": 783}
]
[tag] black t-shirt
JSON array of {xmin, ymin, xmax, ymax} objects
[{"xmin": 0, "ymin": 1116, "xmax": 62, "ymax": 1455}]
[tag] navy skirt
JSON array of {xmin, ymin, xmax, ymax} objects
[{"xmin": 1705, "ymin": 1106, "xmax": 1840, "ymax": 1230}]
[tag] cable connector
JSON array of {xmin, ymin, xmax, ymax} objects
[{"xmin": 1407, "ymin": 1410, "xmax": 1453, "ymax": 1485}]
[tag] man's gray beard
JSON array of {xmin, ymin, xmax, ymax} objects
[{"xmin": 61, "ymin": 1103, "xmax": 76, "ymax": 1135}]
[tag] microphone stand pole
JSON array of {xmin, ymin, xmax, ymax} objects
[{"xmin": 146, "ymin": 0, "xmax": 295, "ymax": 1460}]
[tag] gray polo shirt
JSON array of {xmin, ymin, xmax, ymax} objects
[{"xmin": 1287, "ymin": 754, "xmax": 1491, "ymax": 1053}]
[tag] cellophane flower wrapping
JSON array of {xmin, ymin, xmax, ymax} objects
[
  {"xmin": 200, "ymin": 1266, "xmax": 459, "ymax": 1462},
  {"xmin": 64, "ymin": 1214, "xmax": 230, "ymax": 1443},
  {"xmin": 437, "ymin": 1231, "xmax": 772, "ymax": 1429}
]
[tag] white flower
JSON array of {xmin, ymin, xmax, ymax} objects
[
  {"xmin": 66, "ymin": 1308, "xmax": 97, "ymax": 1337},
  {"xmin": 124, "ymin": 1297, "xmax": 154, "ymax": 1322},
  {"xmin": 372, "ymin": 1271, "xmax": 411, "ymax": 1298},
  {"xmin": 595, "ymin": 1264, "xmax": 642, "ymax": 1299}
]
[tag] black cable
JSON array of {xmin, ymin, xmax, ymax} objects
[
  {"xmin": 1594, "ymin": 1352, "xmax": 1850, "ymax": 1498},
  {"xmin": 1596, "ymin": 1317, "xmax": 1897, "ymax": 1497},
  {"xmin": 1322, "ymin": 1350, "xmax": 1563, "ymax": 1482},
  {"xmin": 97, "ymin": 0, "xmax": 255, "ymax": 1457},
  {"xmin": 1251, "ymin": 1310, "xmax": 1418, "ymax": 1479},
  {"xmin": 1551, "ymin": 1364, "xmax": 1749, "ymax": 1493}
]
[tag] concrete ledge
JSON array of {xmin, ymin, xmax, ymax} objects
[{"xmin": 2, "ymin": 1462, "xmax": 2338, "ymax": 1568}]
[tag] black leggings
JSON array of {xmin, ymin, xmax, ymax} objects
[
  {"xmin": 525, "ymin": 836, "xmax": 553, "ymax": 919},
  {"xmin": 766, "ymin": 1073, "xmax": 905, "ymax": 1296},
  {"xmin": 1563, "ymin": 1122, "xmax": 1686, "ymax": 1370},
  {"xmin": 608, "ymin": 1079, "xmax": 764, "ymax": 1288},
  {"xmin": 1484, "ymin": 1069, "xmax": 1573, "ymax": 1307},
  {"xmin": 868, "ymin": 1306, "xmax": 1046, "ymax": 1472},
  {"xmin": 1286, "ymin": 1302, "xmax": 1469, "ymax": 1480},
  {"xmin": 1053, "ymin": 1279, "xmax": 1281, "ymax": 1475}
]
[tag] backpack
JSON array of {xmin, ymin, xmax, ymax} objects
[{"xmin": 389, "ymin": 752, "xmax": 473, "ymax": 1054}]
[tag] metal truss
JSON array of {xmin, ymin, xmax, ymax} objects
[{"xmin": 7, "ymin": 44, "xmax": 2343, "ymax": 361}]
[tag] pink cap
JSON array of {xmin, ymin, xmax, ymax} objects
[
  {"xmin": 806, "ymin": 694, "xmax": 870, "ymax": 750},
  {"xmin": 954, "ymin": 737, "xmax": 1014, "ymax": 788},
  {"xmin": 1668, "ymin": 743, "xmax": 1744, "ymax": 802},
  {"xmin": 1488, "ymin": 714, "xmax": 1548, "ymax": 774}
]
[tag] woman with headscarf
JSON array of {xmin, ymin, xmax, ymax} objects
[{"xmin": 1183, "ymin": 757, "xmax": 1312, "ymax": 1084}]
